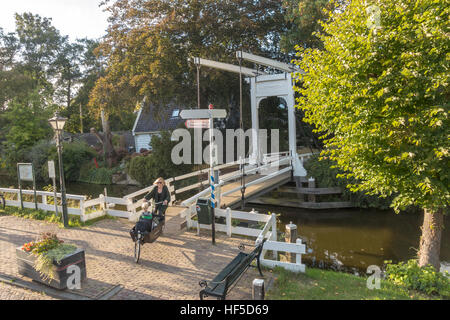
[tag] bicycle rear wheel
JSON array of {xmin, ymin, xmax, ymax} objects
[{"xmin": 134, "ymin": 238, "xmax": 141, "ymax": 263}]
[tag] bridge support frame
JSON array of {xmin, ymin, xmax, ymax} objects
[
  {"xmin": 249, "ymin": 73, "xmax": 307, "ymax": 178},
  {"xmin": 190, "ymin": 52, "xmax": 308, "ymax": 180}
]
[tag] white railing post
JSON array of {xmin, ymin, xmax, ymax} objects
[
  {"xmin": 195, "ymin": 204, "xmax": 201, "ymax": 236},
  {"xmin": 186, "ymin": 204, "xmax": 192, "ymax": 230},
  {"xmin": 166, "ymin": 178, "xmax": 175, "ymax": 205},
  {"xmin": 126, "ymin": 197, "xmax": 136, "ymax": 221},
  {"xmin": 99, "ymin": 194, "xmax": 106, "ymax": 216},
  {"xmin": 80, "ymin": 198, "xmax": 86, "ymax": 222},
  {"xmin": 296, "ymin": 238, "xmax": 303, "ymax": 266},
  {"xmin": 271, "ymin": 213, "xmax": 278, "ymax": 259},
  {"xmin": 216, "ymin": 183, "xmax": 221, "ymax": 209},
  {"xmin": 226, "ymin": 207, "xmax": 232, "ymax": 237}
]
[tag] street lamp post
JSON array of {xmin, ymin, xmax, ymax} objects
[{"xmin": 48, "ymin": 113, "xmax": 69, "ymax": 228}]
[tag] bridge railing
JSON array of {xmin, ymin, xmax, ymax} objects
[
  {"xmin": 180, "ymin": 154, "xmax": 293, "ymax": 207},
  {"xmin": 121, "ymin": 151, "xmax": 294, "ymax": 210},
  {"xmin": 183, "ymin": 205, "xmax": 305, "ymax": 273},
  {"xmin": 121, "ymin": 158, "xmax": 247, "ymax": 219}
]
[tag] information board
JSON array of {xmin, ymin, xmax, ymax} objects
[{"xmin": 18, "ymin": 163, "xmax": 33, "ymax": 182}]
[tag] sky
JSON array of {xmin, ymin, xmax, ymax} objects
[{"xmin": 0, "ymin": 0, "xmax": 110, "ymax": 41}]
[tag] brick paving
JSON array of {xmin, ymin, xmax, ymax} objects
[
  {"xmin": 0, "ymin": 282, "xmax": 55, "ymax": 300},
  {"xmin": 0, "ymin": 208, "xmax": 270, "ymax": 300}
]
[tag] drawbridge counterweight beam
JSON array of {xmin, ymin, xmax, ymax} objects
[{"xmin": 189, "ymin": 57, "xmax": 266, "ymax": 77}]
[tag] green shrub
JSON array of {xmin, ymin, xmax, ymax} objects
[
  {"xmin": 127, "ymin": 131, "xmax": 193, "ymax": 185},
  {"xmin": 27, "ymin": 140, "xmax": 56, "ymax": 182},
  {"xmin": 48, "ymin": 141, "xmax": 96, "ymax": 182},
  {"xmin": 303, "ymin": 153, "xmax": 393, "ymax": 209},
  {"xmin": 1, "ymin": 144, "xmax": 29, "ymax": 178},
  {"xmin": 78, "ymin": 167, "xmax": 113, "ymax": 185},
  {"xmin": 126, "ymin": 155, "xmax": 154, "ymax": 185},
  {"xmin": 2, "ymin": 140, "xmax": 97, "ymax": 183},
  {"xmin": 384, "ymin": 259, "xmax": 450, "ymax": 297}
]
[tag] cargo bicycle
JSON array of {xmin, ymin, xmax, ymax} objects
[{"xmin": 129, "ymin": 201, "xmax": 166, "ymax": 263}]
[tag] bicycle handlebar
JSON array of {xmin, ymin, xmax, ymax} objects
[{"xmin": 143, "ymin": 200, "xmax": 165, "ymax": 205}]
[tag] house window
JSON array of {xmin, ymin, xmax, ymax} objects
[{"xmin": 171, "ymin": 109, "xmax": 180, "ymax": 118}]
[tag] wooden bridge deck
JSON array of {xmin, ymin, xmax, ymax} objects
[
  {"xmin": 216, "ymin": 171, "xmax": 291, "ymax": 209},
  {"xmin": 170, "ymin": 171, "xmax": 292, "ymax": 211}
]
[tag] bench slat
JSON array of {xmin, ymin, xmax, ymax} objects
[{"xmin": 200, "ymin": 239, "xmax": 266, "ymax": 300}]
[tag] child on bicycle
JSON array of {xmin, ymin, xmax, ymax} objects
[
  {"xmin": 133, "ymin": 202, "xmax": 154, "ymax": 238},
  {"xmin": 141, "ymin": 201, "xmax": 160, "ymax": 230}
]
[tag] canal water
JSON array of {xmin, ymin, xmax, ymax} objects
[
  {"xmin": 245, "ymin": 204, "xmax": 450, "ymax": 274},
  {"xmin": 2, "ymin": 175, "xmax": 449, "ymax": 273}
]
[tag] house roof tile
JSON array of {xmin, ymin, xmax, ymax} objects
[{"xmin": 134, "ymin": 102, "xmax": 184, "ymax": 133}]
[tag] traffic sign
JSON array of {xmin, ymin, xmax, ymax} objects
[
  {"xmin": 180, "ymin": 109, "xmax": 227, "ymax": 120},
  {"xmin": 185, "ymin": 119, "xmax": 210, "ymax": 129}
]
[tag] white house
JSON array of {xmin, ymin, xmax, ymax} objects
[{"xmin": 132, "ymin": 102, "xmax": 184, "ymax": 152}]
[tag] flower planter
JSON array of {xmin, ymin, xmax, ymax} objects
[{"xmin": 16, "ymin": 247, "xmax": 87, "ymax": 290}]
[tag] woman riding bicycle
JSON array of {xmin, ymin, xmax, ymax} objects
[{"xmin": 143, "ymin": 177, "xmax": 170, "ymax": 220}]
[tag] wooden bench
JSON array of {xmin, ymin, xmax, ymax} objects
[{"xmin": 199, "ymin": 238, "xmax": 266, "ymax": 300}]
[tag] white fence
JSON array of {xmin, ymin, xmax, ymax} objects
[
  {"xmin": 182, "ymin": 205, "xmax": 306, "ymax": 273},
  {"xmin": 0, "ymin": 187, "xmax": 130, "ymax": 223}
]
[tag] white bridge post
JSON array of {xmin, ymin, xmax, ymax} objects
[
  {"xmin": 226, "ymin": 207, "xmax": 232, "ymax": 237},
  {"xmin": 271, "ymin": 213, "xmax": 278, "ymax": 259}
]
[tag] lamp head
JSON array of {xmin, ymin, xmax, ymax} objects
[{"xmin": 48, "ymin": 113, "xmax": 67, "ymax": 132}]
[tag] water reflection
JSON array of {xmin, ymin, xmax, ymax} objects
[{"xmin": 246, "ymin": 205, "xmax": 450, "ymax": 273}]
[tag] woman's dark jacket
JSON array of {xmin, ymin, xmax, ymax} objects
[{"xmin": 144, "ymin": 185, "xmax": 171, "ymax": 204}]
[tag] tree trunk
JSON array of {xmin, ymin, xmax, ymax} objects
[
  {"xmin": 66, "ymin": 72, "xmax": 71, "ymax": 110},
  {"xmin": 418, "ymin": 208, "xmax": 444, "ymax": 271},
  {"xmin": 101, "ymin": 112, "xmax": 117, "ymax": 168}
]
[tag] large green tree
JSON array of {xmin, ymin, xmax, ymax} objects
[
  {"xmin": 90, "ymin": 0, "xmax": 287, "ymax": 165},
  {"xmin": 0, "ymin": 27, "xmax": 35, "ymax": 109},
  {"xmin": 91, "ymin": 0, "xmax": 286, "ymax": 117},
  {"xmin": 294, "ymin": 0, "xmax": 448, "ymax": 270},
  {"xmin": 0, "ymin": 13, "xmax": 101, "ymax": 172},
  {"xmin": 13, "ymin": 13, "xmax": 64, "ymax": 95},
  {"xmin": 0, "ymin": 14, "xmax": 63, "ymax": 159},
  {"xmin": 281, "ymin": 0, "xmax": 342, "ymax": 52},
  {"xmin": 62, "ymin": 39, "xmax": 106, "ymax": 134},
  {"xmin": 52, "ymin": 39, "xmax": 84, "ymax": 110}
]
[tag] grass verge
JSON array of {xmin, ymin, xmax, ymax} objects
[
  {"xmin": 266, "ymin": 267, "xmax": 447, "ymax": 300},
  {"xmin": 0, "ymin": 206, "xmax": 115, "ymax": 228}
]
